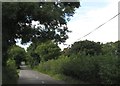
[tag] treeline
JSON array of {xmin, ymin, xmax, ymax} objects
[
  {"xmin": 25, "ymin": 40, "xmax": 120, "ymax": 84},
  {"xmin": 5, "ymin": 40, "xmax": 120, "ymax": 84}
]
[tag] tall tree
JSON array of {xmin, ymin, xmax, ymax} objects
[
  {"xmin": 2, "ymin": 2, "xmax": 80, "ymax": 65},
  {"xmin": 35, "ymin": 40, "xmax": 61, "ymax": 62}
]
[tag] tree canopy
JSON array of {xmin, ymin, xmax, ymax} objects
[
  {"xmin": 35, "ymin": 40, "xmax": 61, "ymax": 61},
  {"xmin": 7, "ymin": 45, "xmax": 26, "ymax": 68},
  {"xmin": 65, "ymin": 40, "xmax": 102, "ymax": 56},
  {"xmin": 2, "ymin": 2, "xmax": 80, "ymax": 65}
]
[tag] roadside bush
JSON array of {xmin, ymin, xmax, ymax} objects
[
  {"xmin": 97, "ymin": 54, "xmax": 119, "ymax": 84},
  {"xmin": 35, "ymin": 54, "xmax": 99, "ymax": 82},
  {"xmin": 35, "ymin": 53, "xmax": 120, "ymax": 84},
  {"xmin": 62, "ymin": 54, "xmax": 98, "ymax": 81},
  {"xmin": 2, "ymin": 59, "xmax": 19, "ymax": 84},
  {"xmin": 35, "ymin": 55, "xmax": 70, "ymax": 74},
  {"xmin": 33, "ymin": 40, "xmax": 120, "ymax": 84}
]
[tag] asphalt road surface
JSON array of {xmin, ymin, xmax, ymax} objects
[{"xmin": 17, "ymin": 65, "xmax": 66, "ymax": 84}]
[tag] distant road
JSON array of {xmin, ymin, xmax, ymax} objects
[{"xmin": 17, "ymin": 65, "xmax": 66, "ymax": 84}]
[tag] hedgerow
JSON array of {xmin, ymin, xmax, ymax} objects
[{"xmin": 35, "ymin": 54, "xmax": 120, "ymax": 84}]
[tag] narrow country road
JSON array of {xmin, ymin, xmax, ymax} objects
[{"xmin": 17, "ymin": 65, "xmax": 66, "ymax": 84}]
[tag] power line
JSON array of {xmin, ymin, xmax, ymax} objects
[
  {"xmin": 63, "ymin": 12, "xmax": 120, "ymax": 47},
  {"xmin": 77, "ymin": 12, "xmax": 120, "ymax": 41}
]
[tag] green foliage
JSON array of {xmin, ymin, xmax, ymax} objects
[
  {"xmin": 2, "ymin": 2, "xmax": 80, "ymax": 65},
  {"xmin": 2, "ymin": 1, "xmax": 81, "ymax": 84},
  {"xmin": 7, "ymin": 45, "xmax": 26, "ymax": 68},
  {"xmin": 97, "ymin": 54, "xmax": 119, "ymax": 84},
  {"xmin": 35, "ymin": 41, "xmax": 61, "ymax": 61},
  {"xmin": 36, "ymin": 55, "xmax": 119, "ymax": 84},
  {"xmin": 2, "ymin": 59, "xmax": 19, "ymax": 84},
  {"xmin": 34, "ymin": 45, "xmax": 120, "ymax": 84},
  {"xmin": 34, "ymin": 55, "xmax": 69, "ymax": 76},
  {"xmin": 25, "ymin": 53, "xmax": 32, "ymax": 65},
  {"xmin": 66, "ymin": 40, "xmax": 102, "ymax": 56},
  {"xmin": 26, "ymin": 43, "xmax": 41, "ymax": 67},
  {"xmin": 61, "ymin": 55, "xmax": 96, "ymax": 81},
  {"xmin": 101, "ymin": 42, "xmax": 117, "ymax": 55}
]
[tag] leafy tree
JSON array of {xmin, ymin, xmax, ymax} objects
[
  {"xmin": 26, "ymin": 42, "xmax": 41, "ymax": 67},
  {"xmin": 35, "ymin": 40, "xmax": 61, "ymax": 61},
  {"xmin": 7, "ymin": 45, "xmax": 26, "ymax": 68},
  {"xmin": 2, "ymin": 2, "xmax": 80, "ymax": 65},
  {"xmin": 68, "ymin": 40, "xmax": 102, "ymax": 56},
  {"xmin": 101, "ymin": 42, "xmax": 117, "ymax": 55},
  {"xmin": 2, "ymin": 2, "xmax": 80, "ymax": 84}
]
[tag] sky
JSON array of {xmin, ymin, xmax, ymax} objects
[
  {"xmin": 16, "ymin": 0, "xmax": 120, "ymax": 50},
  {"xmin": 59, "ymin": 0, "xmax": 120, "ymax": 50}
]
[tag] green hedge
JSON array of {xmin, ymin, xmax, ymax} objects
[
  {"xmin": 2, "ymin": 59, "xmax": 19, "ymax": 84},
  {"xmin": 97, "ymin": 55, "xmax": 120, "ymax": 84},
  {"xmin": 34, "ymin": 55, "xmax": 70, "ymax": 74},
  {"xmin": 35, "ymin": 54, "xmax": 120, "ymax": 84}
]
